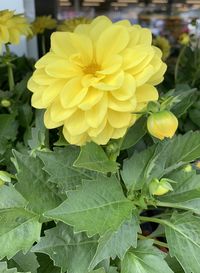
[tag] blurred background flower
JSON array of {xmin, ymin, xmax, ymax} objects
[
  {"xmin": 31, "ymin": 15, "xmax": 57, "ymax": 36},
  {"xmin": 57, "ymin": 17, "xmax": 92, "ymax": 32},
  {"xmin": 153, "ymin": 36, "xmax": 171, "ymax": 61}
]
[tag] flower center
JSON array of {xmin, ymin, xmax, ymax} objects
[{"xmin": 83, "ymin": 63, "xmax": 100, "ymax": 75}]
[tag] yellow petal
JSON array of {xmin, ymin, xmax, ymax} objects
[
  {"xmin": 111, "ymin": 73, "xmax": 136, "ymax": 101},
  {"xmin": 60, "ymin": 77, "xmax": 88, "ymax": 109},
  {"xmin": 85, "ymin": 94, "xmax": 108, "ymax": 128},
  {"xmin": 50, "ymin": 99, "xmax": 76, "ymax": 122},
  {"xmin": 94, "ymin": 71, "xmax": 124, "ymax": 91},
  {"xmin": 138, "ymin": 28, "xmax": 152, "ymax": 45},
  {"xmin": 64, "ymin": 110, "xmax": 89, "ymax": 135},
  {"xmin": 51, "ymin": 32, "xmax": 93, "ymax": 65},
  {"xmin": 127, "ymin": 26, "xmax": 140, "ymax": 47},
  {"xmin": 45, "ymin": 60, "xmax": 82, "ymax": 79},
  {"xmin": 35, "ymin": 52, "xmax": 62, "ymax": 69},
  {"xmin": 134, "ymin": 65, "xmax": 155, "ymax": 87},
  {"xmin": 127, "ymin": 52, "xmax": 154, "ymax": 75},
  {"xmin": 42, "ymin": 80, "xmax": 66, "ymax": 106},
  {"xmin": 27, "ymin": 78, "xmax": 42, "ymax": 93},
  {"xmin": 87, "ymin": 117, "xmax": 107, "ymax": 137},
  {"xmin": 44, "ymin": 108, "xmax": 63, "ymax": 129},
  {"xmin": 135, "ymin": 84, "xmax": 158, "ymax": 103},
  {"xmin": 108, "ymin": 109, "xmax": 132, "ymax": 128},
  {"xmin": 9, "ymin": 29, "xmax": 20, "ymax": 44},
  {"xmin": 148, "ymin": 63, "xmax": 167, "ymax": 86},
  {"xmin": 115, "ymin": 20, "xmax": 131, "ymax": 27},
  {"xmin": 63, "ymin": 126, "xmax": 88, "ymax": 145},
  {"xmin": 0, "ymin": 25, "xmax": 9, "ymax": 42},
  {"xmin": 112, "ymin": 127, "xmax": 128, "ymax": 139},
  {"xmin": 96, "ymin": 25, "xmax": 129, "ymax": 63},
  {"xmin": 99, "ymin": 55, "xmax": 122, "ymax": 75},
  {"xmin": 91, "ymin": 123, "xmax": 113, "ymax": 145},
  {"xmin": 32, "ymin": 69, "xmax": 57, "ymax": 85},
  {"xmin": 122, "ymin": 46, "xmax": 154, "ymax": 71},
  {"xmin": 78, "ymin": 87, "xmax": 104, "ymax": 110},
  {"xmin": 89, "ymin": 16, "xmax": 112, "ymax": 43},
  {"xmin": 31, "ymin": 91, "xmax": 46, "ymax": 109},
  {"xmin": 108, "ymin": 95, "xmax": 136, "ymax": 112}
]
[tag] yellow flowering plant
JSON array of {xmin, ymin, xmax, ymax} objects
[
  {"xmin": 1, "ymin": 14, "xmax": 200, "ymax": 273},
  {"xmin": 57, "ymin": 17, "xmax": 92, "ymax": 32},
  {"xmin": 28, "ymin": 16, "xmax": 166, "ymax": 146},
  {"xmin": 31, "ymin": 15, "xmax": 57, "ymax": 35},
  {"xmin": 0, "ymin": 9, "xmax": 32, "ymax": 50}
]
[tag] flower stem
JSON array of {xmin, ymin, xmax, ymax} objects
[
  {"xmin": 5, "ymin": 44, "xmax": 15, "ymax": 91},
  {"xmin": 41, "ymin": 35, "xmax": 46, "ymax": 55},
  {"xmin": 140, "ymin": 216, "xmax": 166, "ymax": 225},
  {"xmin": 156, "ymin": 201, "xmax": 185, "ymax": 210},
  {"xmin": 138, "ymin": 234, "xmax": 168, "ymax": 248},
  {"xmin": 174, "ymin": 45, "xmax": 186, "ymax": 83}
]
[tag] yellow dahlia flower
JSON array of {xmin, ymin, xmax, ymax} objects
[
  {"xmin": 28, "ymin": 16, "xmax": 167, "ymax": 146},
  {"xmin": 31, "ymin": 15, "xmax": 57, "ymax": 35},
  {"xmin": 57, "ymin": 17, "xmax": 92, "ymax": 32},
  {"xmin": 0, "ymin": 9, "xmax": 32, "ymax": 47},
  {"xmin": 153, "ymin": 36, "xmax": 171, "ymax": 61},
  {"xmin": 147, "ymin": 110, "xmax": 178, "ymax": 140}
]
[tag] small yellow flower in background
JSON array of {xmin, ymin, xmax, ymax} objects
[
  {"xmin": 149, "ymin": 178, "xmax": 173, "ymax": 196},
  {"xmin": 0, "ymin": 9, "xmax": 32, "ymax": 48},
  {"xmin": 31, "ymin": 15, "xmax": 57, "ymax": 36},
  {"xmin": 195, "ymin": 160, "xmax": 200, "ymax": 169},
  {"xmin": 57, "ymin": 17, "xmax": 92, "ymax": 32},
  {"xmin": 179, "ymin": 33, "xmax": 190, "ymax": 45},
  {"xmin": 147, "ymin": 110, "xmax": 178, "ymax": 140},
  {"xmin": 183, "ymin": 164, "xmax": 192, "ymax": 172},
  {"xmin": 153, "ymin": 36, "xmax": 171, "ymax": 61},
  {"xmin": 28, "ymin": 16, "xmax": 167, "ymax": 146}
]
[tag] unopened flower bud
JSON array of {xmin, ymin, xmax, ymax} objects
[
  {"xmin": 147, "ymin": 111, "xmax": 178, "ymax": 140},
  {"xmin": 1, "ymin": 99, "xmax": 11, "ymax": 108},
  {"xmin": 149, "ymin": 178, "xmax": 173, "ymax": 196},
  {"xmin": 183, "ymin": 164, "xmax": 192, "ymax": 172}
]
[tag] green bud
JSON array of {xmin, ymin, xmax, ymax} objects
[
  {"xmin": 1, "ymin": 99, "xmax": 11, "ymax": 107},
  {"xmin": 0, "ymin": 170, "xmax": 12, "ymax": 183},
  {"xmin": 149, "ymin": 178, "xmax": 173, "ymax": 196},
  {"xmin": 183, "ymin": 164, "xmax": 192, "ymax": 172},
  {"xmin": 147, "ymin": 101, "xmax": 160, "ymax": 113}
]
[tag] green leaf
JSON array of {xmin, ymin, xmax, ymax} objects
[
  {"xmin": 159, "ymin": 170, "xmax": 200, "ymax": 213},
  {"xmin": 0, "ymin": 185, "xmax": 41, "ymax": 259},
  {"xmin": 13, "ymin": 151, "xmax": 62, "ymax": 214},
  {"xmin": 0, "ymin": 208, "xmax": 41, "ymax": 259},
  {"xmin": 37, "ymin": 146, "xmax": 96, "ymax": 192},
  {"xmin": 32, "ymin": 223, "xmax": 97, "ymax": 273},
  {"xmin": 89, "ymin": 215, "xmax": 140, "ymax": 270},
  {"xmin": 36, "ymin": 254, "xmax": 61, "ymax": 273},
  {"xmin": 121, "ymin": 240, "xmax": 173, "ymax": 273},
  {"xmin": 0, "ymin": 185, "xmax": 27, "ymax": 209},
  {"xmin": 121, "ymin": 117, "xmax": 147, "ymax": 150},
  {"xmin": 165, "ymin": 212, "xmax": 200, "ymax": 273},
  {"xmin": 0, "ymin": 262, "xmax": 30, "ymax": 273},
  {"xmin": 74, "ymin": 142, "xmax": 118, "ymax": 173},
  {"xmin": 189, "ymin": 108, "xmax": 200, "ymax": 127},
  {"xmin": 45, "ymin": 175, "xmax": 133, "ymax": 237},
  {"xmin": 121, "ymin": 132, "xmax": 200, "ymax": 191},
  {"xmin": 18, "ymin": 103, "xmax": 33, "ymax": 128},
  {"xmin": 7, "ymin": 252, "xmax": 39, "ymax": 273},
  {"xmin": 0, "ymin": 114, "xmax": 18, "ymax": 155},
  {"xmin": 172, "ymin": 86, "xmax": 197, "ymax": 117},
  {"xmin": 165, "ymin": 256, "xmax": 184, "ymax": 273},
  {"xmin": 28, "ymin": 110, "xmax": 47, "ymax": 150}
]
